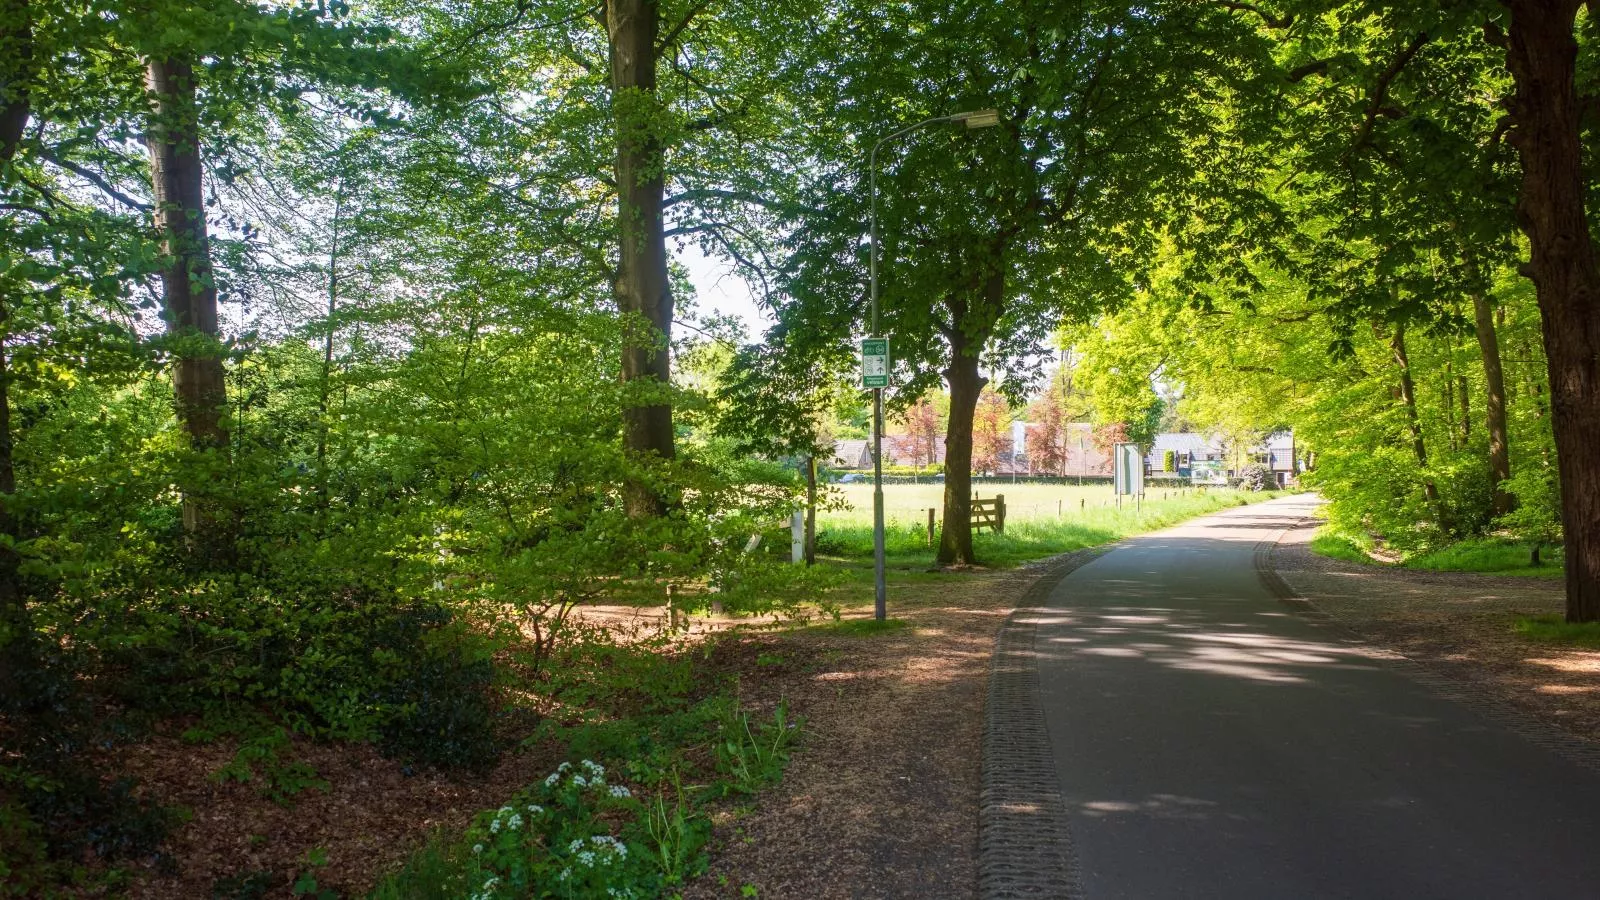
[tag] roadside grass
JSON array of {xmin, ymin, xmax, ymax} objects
[
  {"xmin": 1308, "ymin": 525, "xmax": 1563, "ymax": 579},
  {"xmin": 1409, "ymin": 537, "xmax": 1564, "ymax": 578},
  {"xmin": 1513, "ymin": 614, "xmax": 1600, "ymax": 647},
  {"xmin": 1308, "ymin": 526, "xmax": 1378, "ymax": 565},
  {"xmin": 809, "ymin": 617, "xmax": 911, "ymax": 636}
]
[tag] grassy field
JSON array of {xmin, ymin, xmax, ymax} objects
[
  {"xmin": 817, "ymin": 482, "xmax": 1270, "ymax": 571},
  {"xmin": 824, "ymin": 481, "xmax": 1207, "ymax": 525}
]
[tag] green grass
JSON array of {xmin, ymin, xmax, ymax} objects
[
  {"xmin": 1408, "ymin": 537, "xmax": 1564, "ymax": 578},
  {"xmin": 816, "ymin": 486, "xmax": 1277, "ymax": 572},
  {"xmin": 1308, "ymin": 524, "xmax": 1564, "ymax": 579},
  {"xmin": 1308, "ymin": 526, "xmax": 1380, "ymax": 565},
  {"xmin": 806, "ymin": 617, "xmax": 911, "ymax": 636},
  {"xmin": 1513, "ymin": 614, "xmax": 1600, "ymax": 647}
]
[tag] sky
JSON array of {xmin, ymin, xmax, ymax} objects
[{"xmin": 677, "ymin": 243, "xmax": 774, "ymax": 343}]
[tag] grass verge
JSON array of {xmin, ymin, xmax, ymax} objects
[
  {"xmin": 1308, "ymin": 525, "xmax": 1563, "ymax": 579},
  {"xmin": 1514, "ymin": 614, "xmax": 1600, "ymax": 648},
  {"xmin": 1409, "ymin": 537, "xmax": 1564, "ymax": 578}
]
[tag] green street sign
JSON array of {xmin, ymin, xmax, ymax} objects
[{"xmin": 861, "ymin": 337, "xmax": 890, "ymax": 388}]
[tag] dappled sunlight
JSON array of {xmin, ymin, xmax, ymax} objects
[
  {"xmin": 1525, "ymin": 655, "xmax": 1600, "ymax": 675},
  {"xmin": 1033, "ymin": 602, "xmax": 1391, "ymax": 687},
  {"xmin": 1078, "ymin": 793, "xmax": 1224, "ymax": 821}
]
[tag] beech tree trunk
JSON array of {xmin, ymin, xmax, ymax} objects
[
  {"xmin": 938, "ymin": 251, "xmax": 1005, "ymax": 567},
  {"xmin": 0, "ymin": 0, "xmax": 31, "ymax": 667},
  {"xmin": 1469, "ymin": 282, "xmax": 1513, "ymax": 515},
  {"xmin": 1392, "ymin": 324, "xmax": 1447, "ymax": 524},
  {"xmin": 1503, "ymin": 0, "xmax": 1600, "ymax": 622},
  {"xmin": 146, "ymin": 55, "xmax": 228, "ymax": 534},
  {"xmin": 804, "ymin": 455, "xmax": 816, "ymax": 566},
  {"xmin": 606, "ymin": 0, "xmax": 675, "ymax": 518},
  {"xmin": 939, "ymin": 331, "xmax": 985, "ymax": 567}
]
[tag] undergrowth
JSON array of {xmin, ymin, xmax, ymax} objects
[{"xmin": 370, "ymin": 630, "xmax": 800, "ymax": 899}]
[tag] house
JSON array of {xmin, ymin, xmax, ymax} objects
[
  {"xmin": 1144, "ymin": 430, "xmax": 1300, "ymax": 484},
  {"xmin": 831, "ymin": 439, "xmax": 872, "ymax": 470},
  {"xmin": 1146, "ymin": 432, "xmax": 1226, "ymax": 479}
]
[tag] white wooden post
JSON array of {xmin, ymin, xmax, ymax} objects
[{"xmin": 791, "ymin": 510, "xmax": 805, "ymax": 564}]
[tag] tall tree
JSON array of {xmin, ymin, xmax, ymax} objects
[
  {"xmin": 772, "ymin": 0, "xmax": 1274, "ymax": 564},
  {"xmin": 1497, "ymin": 1, "xmax": 1600, "ymax": 621},
  {"xmin": 606, "ymin": 0, "xmax": 675, "ymax": 517},
  {"xmin": 144, "ymin": 54, "xmax": 228, "ymax": 461}
]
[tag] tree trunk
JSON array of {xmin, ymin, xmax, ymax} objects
[
  {"xmin": 145, "ymin": 55, "xmax": 228, "ymax": 534},
  {"xmin": 1503, "ymin": 0, "xmax": 1600, "ymax": 622},
  {"xmin": 1443, "ymin": 362, "xmax": 1458, "ymax": 452},
  {"xmin": 938, "ymin": 333, "xmax": 985, "ymax": 566},
  {"xmin": 0, "ymin": 0, "xmax": 30, "ymax": 683},
  {"xmin": 804, "ymin": 454, "xmax": 816, "ymax": 566},
  {"xmin": 1392, "ymin": 323, "xmax": 1446, "ymax": 523},
  {"xmin": 1469, "ymin": 282, "xmax": 1513, "ymax": 515},
  {"xmin": 316, "ymin": 184, "xmax": 343, "ymax": 521},
  {"xmin": 606, "ymin": 0, "xmax": 674, "ymax": 518},
  {"xmin": 938, "ymin": 247, "xmax": 1006, "ymax": 566}
]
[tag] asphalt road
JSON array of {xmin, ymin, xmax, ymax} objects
[{"xmin": 1036, "ymin": 494, "xmax": 1600, "ymax": 899}]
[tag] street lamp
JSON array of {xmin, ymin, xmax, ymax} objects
[{"xmin": 867, "ymin": 108, "xmax": 1000, "ymax": 621}]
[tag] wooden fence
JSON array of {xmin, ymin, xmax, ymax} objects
[{"xmin": 973, "ymin": 495, "xmax": 1006, "ymax": 534}]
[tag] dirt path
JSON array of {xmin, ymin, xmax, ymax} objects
[
  {"xmin": 1271, "ymin": 520, "xmax": 1600, "ymax": 746},
  {"xmin": 685, "ymin": 568, "xmax": 1044, "ymax": 900}
]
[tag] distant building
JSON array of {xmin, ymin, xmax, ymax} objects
[
  {"xmin": 831, "ymin": 439, "xmax": 872, "ymax": 469},
  {"xmin": 1145, "ymin": 430, "xmax": 1299, "ymax": 485}
]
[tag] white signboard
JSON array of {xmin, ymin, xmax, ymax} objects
[{"xmin": 1113, "ymin": 443, "xmax": 1144, "ymax": 496}]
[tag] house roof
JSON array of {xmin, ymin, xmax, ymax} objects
[{"xmin": 1151, "ymin": 432, "xmax": 1220, "ymax": 453}]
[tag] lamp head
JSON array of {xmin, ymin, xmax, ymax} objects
[{"xmin": 953, "ymin": 108, "xmax": 1001, "ymax": 129}]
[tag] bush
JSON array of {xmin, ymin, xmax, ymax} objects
[{"xmin": 1233, "ymin": 463, "xmax": 1273, "ymax": 492}]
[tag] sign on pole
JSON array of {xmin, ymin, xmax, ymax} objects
[
  {"xmin": 1113, "ymin": 443, "xmax": 1144, "ymax": 496},
  {"xmin": 860, "ymin": 337, "xmax": 890, "ymax": 388}
]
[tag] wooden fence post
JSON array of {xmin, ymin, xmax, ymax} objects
[
  {"xmin": 927, "ymin": 507, "xmax": 936, "ymax": 546},
  {"xmin": 997, "ymin": 494, "xmax": 1006, "ymax": 534}
]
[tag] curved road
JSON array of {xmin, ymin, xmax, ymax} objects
[{"xmin": 1037, "ymin": 494, "xmax": 1600, "ymax": 899}]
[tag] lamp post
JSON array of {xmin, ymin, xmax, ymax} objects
[{"xmin": 867, "ymin": 108, "xmax": 999, "ymax": 621}]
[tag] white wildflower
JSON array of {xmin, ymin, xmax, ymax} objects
[
  {"xmin": 557, "ymin": 868, "xmax": 571, "ymax": 882},
  {"xmin": 544, "ymin": 772, "xmax": 559, "ymax": 787},
  {"xmin": 581, "ymin": 759, "xmax": 605, "ymax": 777},
  {"xmin": 572, "ymin": 774, "xmax": 588, "ymax": 787},
  {"xmin": 489, "ymin": 818, "xmax": 501, "ymax": 834},
  {"xmin": 472, "ymin": 843, "xmax": 483, "ymax": 855},
  {"xmin": 608, "ymin": 784, "xmax": 631, "ymax": 798},
  {"xmin": 577, "ymin": 850, "xmax": 596, "ymax": 867},
  {"xmin": 526, "ymin": 804, "xmax": 544, "ymax": 815},
  {"xmin": 506, "ymin": 813, "xmax": 523, "ymax": 831},
  {"xmin": 569, "ymin": 839, "xmax": 585, "ymax": 853},
  {"xmin": 557, "ymin": 761, "xmax": 572, "ymax": 773}
]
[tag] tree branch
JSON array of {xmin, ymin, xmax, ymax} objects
[
  {"xmin": 1286, "ymin": 59, "xmax": 1330, "ymax": 82},
  {"xmin": 1212, "ymin": 1, "xmax": 1294, "ymax": 29},
  {"xmin": 43, "ymin": 151, "xmax": 151, "ymax": 211},
  {"xmin": 657, "ymin": 0, "xmax": 714, "ymax": 52},
  {"xmin": 1349, "ymin": 32, "xmax": 1430, "ymax": 155}
]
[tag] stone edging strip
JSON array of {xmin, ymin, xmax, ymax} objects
[
  {"xmin": 1256, "ymin": 517, "xmax": 1600, "ymax": 775},
  {"xmin": 978, "ymin": 546, "xmax": 1110, "ymax": 900}
]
